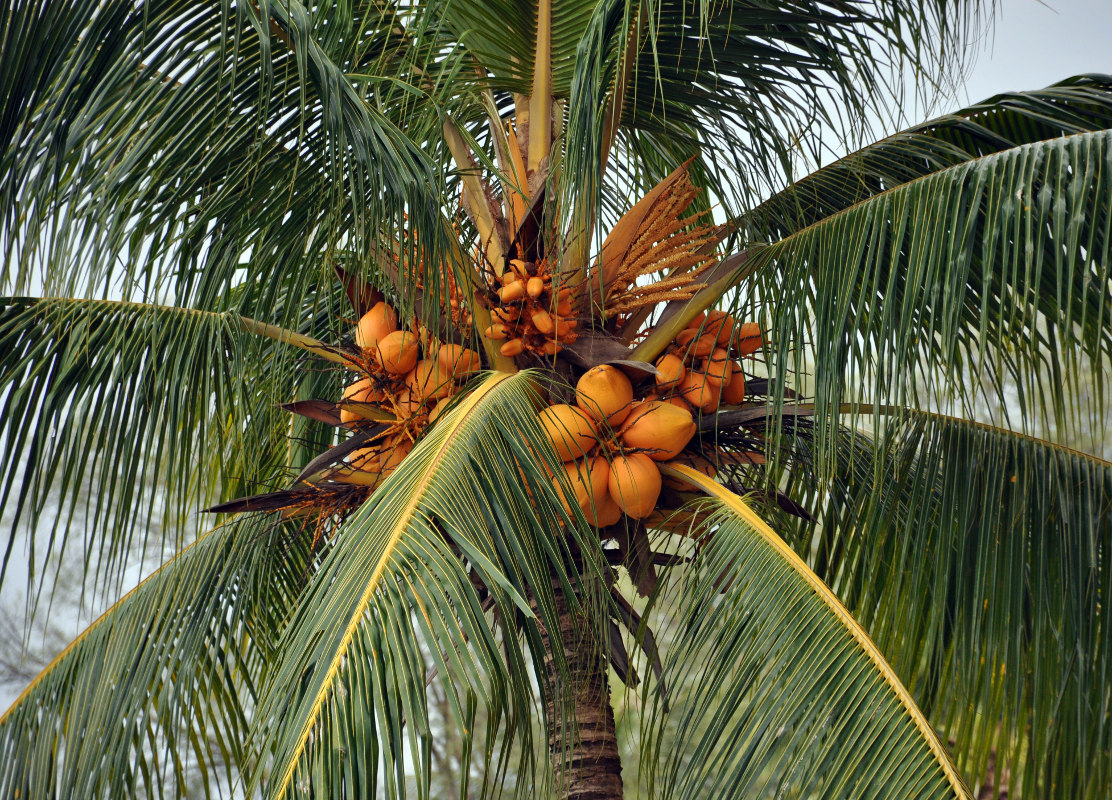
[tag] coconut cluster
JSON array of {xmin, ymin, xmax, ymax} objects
[
  {"xmin": 481, "ymin": 258, "xmax": 578, "ymax": 357},
  {"xmin": 538, "ymin": 365, "xmax": 700, "ymax": 525},
  {"xmin": 334, "ymin": 301, "xmax": 481, "ymax": 488},
  {"xmin": 648, "ymin": 312, "xmax": 762, "ymax": 414}
]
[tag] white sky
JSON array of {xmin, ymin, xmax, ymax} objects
[{"xmin": 961, "ymin": 0, "xmax": 1112, "ymax": 103}]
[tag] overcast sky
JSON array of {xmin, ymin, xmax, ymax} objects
[{"xmin": 961, "ymin": 0, "xmax": 1111, "ymax": 103}]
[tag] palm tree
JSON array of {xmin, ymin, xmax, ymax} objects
[{"xmin": 1, "ymin": 1, "xmax": 1109, "ymax": 798}]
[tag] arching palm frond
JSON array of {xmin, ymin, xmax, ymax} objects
[
  {"xmin": 1, "ymin": 0, "xmax": 449, "ymax": 309},
  {"xmin": 0, "ymin": 297, "xmax": 342, "ymax": 595},
  {"xmin": 252, "ymin": 371, "xmax": 611, "ymax": 798},
  {"xmin": 748, "ymin": 74, "xmax": 1112, "ymax": 238},
  {"xmin": 635, "ymin": 468, "xmax": 969, "ymax": 799},
  {"xmin": 745, "ymin": 127, "xmax": 1112, "ymax": 463},
  {"xmin": 782, "ymin": 411, "xmax": 1112, "ymax": 800},
  {"xmin": 0, "ymin": 515, "xmax": 312, "ymax": 799}
]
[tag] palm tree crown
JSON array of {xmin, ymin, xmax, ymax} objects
[{"xmin": 1, "ymin": 2, "xmax": 1109, "ymax": 798}]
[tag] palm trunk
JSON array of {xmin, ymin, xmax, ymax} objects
[{"xmin": 542, "ymin": 574, "xmax": 624, "ymax": 800}]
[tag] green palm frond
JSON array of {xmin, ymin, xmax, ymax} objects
[
  {"xmin": 748, "ymin": 74, "xmax": 1112, "ymax": 238},
  {"xmin": 743, "ymin": 128, "xmax": 1112, "ymax": 465},
  {"xmin": 252, "ymin": 370, "xmax": 609, "ymax": 798},
  {"xmin": 783, "ymin": 410, "xmax": 1111, "ymax": 799},
  {"xmin": 0, "ymin": 516, "xmax": 311, "ymax": 799},
  {"xmin": 1, "ymin": 0, "xmax": 449, "ymax": 312},
  {"xmin": 638, "ymin": 467, "xmax": 969, "ymax": 799},
  {"xmin": 0, "ymin": 297, "xmax": 343, "ymax": 594}
]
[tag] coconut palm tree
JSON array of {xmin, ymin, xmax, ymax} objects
[{"xmin": 1, "ymin": 1, "xmax": 1109, "ymax": 798}]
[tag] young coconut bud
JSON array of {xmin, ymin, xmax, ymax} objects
[
  {"xmin": 377, "ymin": 330, "xmax": 419, "ymax": 375},
  {"xmin": 500, "ymin": 338, "xmax": 525, "ymax": 357},
  {"xmin": 538, "ymin": 404, "xmax": 598, "ymax": 462},
  {"xmin": 608, "ymin": 453, "xmax": 662, "ymax": 519},
  {"xmin": 575, "ymin": 364, "xmax": 634, "ymax": 426},
  {"xmin": 526, "ymin": 277, "xmax": 545, "ymax": 298},
  {"xmin": 734, "ymin": 322, "xmax": 762, "ymax": 355},
  {"xmin": 407, "ymin": 359, "xmax": 454, "ymax": 401},
  {"xmin": 619, "ymin": 401, "xmax": 696, "ymax": 461},
  {"xmin": 531, "ymin": 308, "xmax": 555, "ymax": 334},
  {"xmin": 721, "ymin": 368, "xmax": 746, "ymax": 405},
  {"xmin": 483, "ymin": 323, "xmax": 509, "ymax": 340},
  {"xmin": 355, "ymin": 302, "xmax": 398, "ymax": 352},
  {"xmin": 655, "ymin": 353, "xmax": 686, "ymax": 390},
  {"xmin": 498, "ymin": 280, "xmax": 527, "ymax": 302}
]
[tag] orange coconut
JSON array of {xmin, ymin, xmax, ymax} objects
[
  {"xmin": 355, "ymin": 302, "xmax": 398, "ymax": 352},
  {"xmin": 407, "ymin": 359, "xmax": 454, "ymax": 402},
  {"xmin": 721, "ymin": 368, "xmax": 746, "ymax": 405},
  {"xmin": 734, "ymin": 322, "xmax": 762, "ymax": 355},
  {"xmin": 586, "ymin": 490, "xmax": 623, "ymax": 527},
  {"xmin": 706, "ymin": 310, "xmax": 736, "ymax": 347},
  {"xmin": 576, "ymin": 365, "xmax": 634, "ymax": 426},
  {"xmin": 340, "ymin": 378, "xmax": 382, "ymax": 424},
  {"xmin": 538, "ymin": 404, "xmax": 598, "ymax": 462},
  {"xmin": 678, "ymin": 371, "xmax": 720, "ymax": 413},
  {"xmin": 608, "ymin": 453, "xmax": 662, "ymax": 519},
  {"xmin": 701, "ymin": 348, "xmax": 733, "ymax": 386},
  {"xmin": 655, "ymin": 354, "xmax": 686, "ymax": 390},
  {"xmin": 438, "ymin": 344, "xmax": 481, "ymax": 377},
  {"xmin": 377, "ymin": 330, "xmax": 419, "ymax": 375},
  {"xmin": 618, "ymin": 401, "xmax": 696, "ymax": 461},
  {"xmin": 553, "ymin": 456, "xmax": 610, "ymax": 517}
]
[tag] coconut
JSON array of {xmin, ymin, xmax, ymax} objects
[
  {"xmin": 380, "ymin": 438, "xmax": 412, "ymax": 472},
  {"xmin": 340, "ymin": 378, "xmax": 381, "ymax": 424},
  {"xmin": 407, "ymin": 359, "xmax": 454, "ymax": 402},
  {"xmin": 438, "ymin": 344, "xmax": 481, "ymax": 377},
  {"xmin": 721, "ymin": 368, "xmax": 746, "ymax": 405},
  {"xmin": 701, "ymin": 348, "xmax": 733, "ymax": 386},
  {"xmin": 538, "ymin": 404, "xmax": 598, "ymax": 462},
  {"xmin": 705, "ymin": 310, "xmax": 736, "ymax": 347},
  {"xmin": 355, "ymin": 302, "xmax": 398, "ymax": 352},
  {"xmin": 684, "ymin": 311, "xmax": 707, "ymax": 329},
  {"xmin": 394, "ymin": 387, "xmax": 425, "ymax": 416},
  {"xmin": 586, "ymin": 490, "xmax": 623, "ymax": 527},
  {"xmin": 734, "ymin": 322, "xmax": 762, "ymax": 355},
  {"xmin": 678, "ymin": 371, "xmax": 720, "ymax": 413},
  {"xmin": 576, "ymin": 365, "xmax": 634, "ymax": 426},
  {"xmin": 618, "ymin": 401, "xmax": 696, "ymax": 461},
  {"xmin": 655, "ymin": 354, "xmax": 686, "ymax": 390},
  {"xmin": 608, "ymin": 454, "xmax": 662, "ymax": 519},
  {"xmin": 377, "ymin": 330, "xmax": 419, "ymax": 375},
  {"xmin": 553, "ymin": 456, "xmax": 610, "ymax": 517}
]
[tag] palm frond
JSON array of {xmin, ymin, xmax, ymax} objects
[
  {"xmin": 0, "ymin": 297, "xmax": 343, "ymax": 596},
  {"xmin": 1, "ymin": 0, "xmax": 450, "ymax": 318},
  {"xmin": 0, "ymin": 516, "xmax": 310, "ymax": 799},
  {"xmin": 251, "ymin": 370, "xmax": 611, "ymax": 798},
  {"xmin": 637, "ymin": 467, "xmax": 969, "ymax": 799},
  {"xmin": 782, "ymin": 410, "xmax": 1112, "ymax": 799},
  {"xmin": 747, "ymin": 74, "xmax": 1112, "ymax": 238},
  {"xmin": 742, "ymin": 128, "xmax": 1112, "ymax": 468}
]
